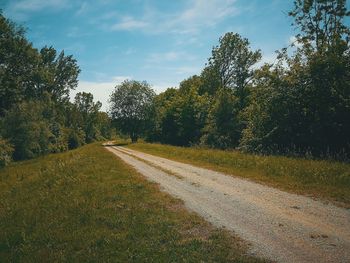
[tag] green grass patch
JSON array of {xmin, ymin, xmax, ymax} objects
[
  {"xmin": 125, "ymin": 142, "xmax": 350, "ymax": 207},
  {"xmin": 0, "ymin": 143, "xmax": 263, "ymax": 262}
]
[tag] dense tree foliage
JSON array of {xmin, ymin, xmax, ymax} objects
[
  {"xmin": 137, "ymin": 0, "xmax": 350, "ymax": 160},
  {"xmin": 289, "ymin": 0, "xmax": 349, "ymax": 54},
  {"xmin": 201, "ymin": 88, "xmax": 240, "ymax": 149},
  {"xmin": 109, "ymin": 80, "xmax": 155, "ymax": 142},
  {"xmin": 207, "ymin": 32, "xmax": 261, "ymax": 108},
  {"xmin": 148, "ymin": 82, "xmax": 209, "ymax": 146},
  {"xmin": 0, "ymin": 13, "xmax": 112, "ymax": 165},
  {"xmin": 241, "ymin": 0, "xmax": 350, "ymax": 157},
  {"xmin": 142, "ymin": 33, "xmax": 261, "ymax": 149}
]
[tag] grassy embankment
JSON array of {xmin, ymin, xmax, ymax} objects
[
  {"xmin": 125, "ymin": 141, "xmax": 350, "ymax": 207},
  {"xmin": 0, "ymin": 143, "xmax": 264, "ymax": 262}
]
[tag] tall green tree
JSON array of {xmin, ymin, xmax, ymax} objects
[
  {"xmin": 74, "ymin": 92, "xmax": 103, "ymax": 143},
  {"xmin": 37, "ymin": 46, "xmax": 80, "ymax": 102},
  {"xmin": 240, "ymin": 63, "xmax": 297, "ymax": 154},
  {"xmin": 178, "ymin": 75, "xmax": 203, "ymax": 94},
  {"xmin": 149, "ymin": 79, "xmax": 210, "ymax": 146},
  {"xmin": 241, "ymin": 0, "xmax": 350, "ymax": 157},
  {"xmin": 0, "ymin": 13, "xmax": 80, "ymax": 116},
  {"xmin": 0, "ymin": 13, "xmax": 109, "ymax": 163},
  {"xmin": 109, "ymin": 80, "xmax": 155, "ymax": 142},
  {"xmin": 199, "ymin": 66, "xmax": 221, "ymax": 96},
  {"xmin": 96, "ymin": 111, "xmax": 112, "ymax": 140},
  {"xmin": 289, "ymin": 0, "xmax": 350, "ymax": 156},
  {"xmin": 174, "ymin": 86, "xmax": 209, "ymax": 146},
  {"xmin": 208, "ymin": 32, "xmax": 261, "ymax": 108},
  {"xmin": 201, "ymin": 88, "xmax": 240, "ymax": 149},
  {"xmin": 2, "ymin": 100, "xmax": 53, "ymax": 160},
  {"xmin": 289, "ymin": 0, "xmax": 350, "ymax": 55},
  {"xmin": 147, "ymin": 88, "xmax": 179, "ymax": 144},
  {"xmin": 0, "ymin": 13, "xmax": 39, "ymax": 116}
]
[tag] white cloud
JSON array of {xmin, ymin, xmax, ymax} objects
[
  {"xmin": 71, "ymin": 76, "xmax": 130, "ymax": 111},
  {"xmin": 72, "ymin": 76, "xmax": 181, "ymax": 111}
]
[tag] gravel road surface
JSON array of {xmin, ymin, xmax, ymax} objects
[{"xmin": 105, "ymin": 145, "xmax": 350, "ymax": 263}]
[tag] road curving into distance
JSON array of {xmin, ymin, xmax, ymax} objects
[{"xmin": 105, "ymin": 145, "xmax": 350, "ymax": 263}]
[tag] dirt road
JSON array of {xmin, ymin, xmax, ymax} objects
[{"xmin": 105, "ymin": 146, "xmax": 350, "ymax": 263}]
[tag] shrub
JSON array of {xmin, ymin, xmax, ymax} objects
[
  {"xmin": 2, "ymin": 101, "xmax": 52, "ymax": 160},
  {"xmin": 0, "ymin": 138, "xmax": 14, "ymax": 168},
  {"xmin": 67, "ymin": 129, "xmax": 86, "ymax": 150}
]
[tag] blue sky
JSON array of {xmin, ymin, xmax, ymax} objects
[{"xmin": 2, "ymin": 0, "xmax": 297, "ymax": 110}]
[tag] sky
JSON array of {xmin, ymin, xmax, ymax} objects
[{"xmin": 2, "ymin": 0, "xmax": 298, "ymax": 110}]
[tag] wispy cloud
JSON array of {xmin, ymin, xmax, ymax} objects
[
  {"xmin": 63, "ymin": 42, "xmax": 86, "ymax": 56},
  {"xmin": 12, "ymin": 0, "xmax": 69, "ymax": 11},
  {"xmin": 111, "ymin": 16, "xmax": 148, "ymax": 31},
  {"xmin": 147, "ymin": 51, "xmax": 183, "ymax": 63},
  {"xmin": 167, "ymin": 0, "xmax": 238, "ymax": 34},
  {"xmin": 175, "ymin": 37, "xmax": 200, "ymax": 46},
  {"xmin": 124, "ymin": 48, "xmax": 136, "ymax": 55},
  {"xmin": 75, "ymin": 2, "xmax": 89, "ymax": 16},
  {"xmin": 66, "ymin": 26, "xmax": 91, "ymax": 38},
  {"xmin": 174, "ymin": 0, "xmax": 239, "ymax": 34},
  {"xmin": 4, "ymin": 0, "xmax": 70, "ymax": 19},
  {"xmin": 173, "ymin": 66, "xmax": 200, "ymax": 75},
  {"xmin": 104, "ymin": 0, "xmax": 238, "ymax": 35},
  {"xmin": 146, "ymin": 51, "xmax": 196, "ymax": 65}
]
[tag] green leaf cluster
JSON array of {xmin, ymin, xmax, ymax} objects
[{"xmin": 0, "ymin": 13, "xmax": 112, "ymax": 165}]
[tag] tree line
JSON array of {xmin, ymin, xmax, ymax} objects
[
  {"xmin": 0, "ymin": 13, "xmax": 111, "ymax": 167},
  {"xmin": 110, "ymin": 0, "xmax": 350, "ymax": 160}
]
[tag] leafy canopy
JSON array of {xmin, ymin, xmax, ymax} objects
[{"xmin": 109, "ymin": 80, "xmax": 155, "ymax": 142}]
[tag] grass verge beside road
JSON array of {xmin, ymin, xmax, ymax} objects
[
  {"xmin": 126, "ymin": 142, "xmax": 350, "ymax": 207},
  {"xmin": 0, "ymin": 143, "xmax": 263, "ymax": 262}
]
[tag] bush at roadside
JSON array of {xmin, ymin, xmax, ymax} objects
[{"xmin": 0, "ymin": 138, "xmax": 14, "ymax": 168}]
